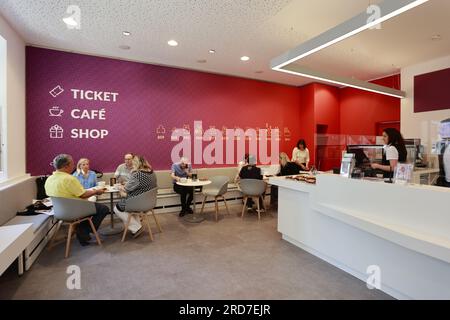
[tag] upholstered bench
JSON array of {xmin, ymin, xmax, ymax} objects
[{"xmin": 0, "ymin": 177, "xmax": 58, "ymax": 274}]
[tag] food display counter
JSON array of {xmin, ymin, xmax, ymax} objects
[{"xmin": 269, "ymin": 174, "xmax": 450, "ymax": 300}]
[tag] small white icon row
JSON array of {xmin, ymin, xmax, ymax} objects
[
  {"xmin": 49, "ymin": 125, "xmax": 64, "ymax": 139},
  {"xmin": 49, "ymin": 85, "xmax": 64, "ymax": 98},
  {"xmin": 49, "ymin": 106, "xmax": 64, "ymax": 117}
]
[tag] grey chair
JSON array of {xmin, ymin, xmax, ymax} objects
[
  {"xmin": 121, "ymin": 188, "xmax": 162, "ymax": 242},
  {"xmin": 199, "ymin": 176, "xmax": 230, "ymax": 221},
  {"xmin": 48, "ymin": 197, "xmax": 102, "ymax": 258},
  {"xmin": 239, "ymin": 179, "xmax": 267, "ymax": 220}
]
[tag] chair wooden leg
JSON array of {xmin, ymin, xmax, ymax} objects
[
  {"xmin": 144, "ymin": 214, "xmax": 153, "ymax": 241},
  {"xmin": 151, "ymin": 209, "xmax": 163, "ymax": 233},
  {"xmin": 47, "ymin": 220, "xmax": 62, "ymax": 250},
  {"xmin": 241, "ymin": 196, "xmax": 248, "ymax": 218},
  {"xmin": 65, "ymin": 223, "xmax": 74, "ymax": 258},
  {"xmin": 256, "ymin": 197, "xmax": 261, "ymax": 221},
  {"xmin": 261, "ymin": 196, "xmax": 266, "ymax": 210},
  {"xmin": 121, "ymin": 213, "xmax": 132, "ymax": 242},
  {"xmin": 222, "ymin": 196, "xmax": 230, "ymax": 215},
  {"xmin": 214, "ymin": 197, "xmax": 219, "ymax": 222},
  {"xmin": 88, "ymin": 218, "xmax": 102, "ymax": 246},
  {"xmin": 200, "ymin": 195, "xmax": 207, "ymax": 214}
]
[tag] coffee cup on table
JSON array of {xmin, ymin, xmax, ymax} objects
[
  {"xmin": 97, "ymin": 181, "xmax": 106, "ymax": 188},
  {"xmin": 180, "ymin": 177, "xmax": 187, "ymax": 183}
]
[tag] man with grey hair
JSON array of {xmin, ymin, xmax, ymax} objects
[
  {"xmin": 171, "ymin": 157, "xmax": 193, "ymax": 217},
  {"xmin": 45, "ymin": 154, "xmax": 109, "ymax": 246}
]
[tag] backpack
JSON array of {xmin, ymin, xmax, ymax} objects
[{"xmin": 36, "ymin": 176, "xmax": 49, "ymax": 200}]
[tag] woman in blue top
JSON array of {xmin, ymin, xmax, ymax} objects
[{"xmin": 73, "ymin": 158, "xmax": 98, "ymax": 189}]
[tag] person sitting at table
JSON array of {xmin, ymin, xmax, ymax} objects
[
  {"xmin": 113, "ymin": 155, "xmax": 157, "ymax": 236},
  {"xmin": 45, "ymin": 154, "xmax": 109, "ymax": 246},
  {"xmin": 114, "ymin": 152, "xmax": 134, "ymax": 184},
  {"xmin": 239, "ymin": 154, "xmax": 264, "ymax": 210},
  {"xmin": 270, "ymin": 152, "xmax": 301, "ymax": 208},
  {"xmin": 73, "ymin": 157, "xmax": 97, "ymax": 189},
  {"xmin": 292, "ymin": 139, "xmax": 310, "ymax": 171},
  {"xmin": 234, "ymin": 153, "xmax": 249, "ymax": 183},
  {"xmin": 171, "ymin": 157, "xmax": 193, "ymax": 217}
]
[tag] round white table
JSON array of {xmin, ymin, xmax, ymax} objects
[
  {"xmin": 98, "ymin": 185, "xmax": 124, "ymax": 236},
  {"xmin": 176, "ymin": 179, "xmax": 211, "ymax": 223}
]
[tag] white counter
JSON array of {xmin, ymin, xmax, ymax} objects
[{"xmin": 270, "ymin": 174, "xmax": 450, "ymax": 300}]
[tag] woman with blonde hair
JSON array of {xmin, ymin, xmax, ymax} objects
[
  {"xmin": 114, "ymin": 155, "xmax": 157, "ymax": 236},
  {"xmin": 72, "ymin": 157, "xmax": 97, "ymax": 189},
  {"xmin": 271, "ymin": 152, "xmax": 301, "ymax": 208}
]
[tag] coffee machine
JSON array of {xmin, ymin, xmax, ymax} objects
[{"xmin": 404, "ymin": 139, "xmax": 427, "ymax": 168}]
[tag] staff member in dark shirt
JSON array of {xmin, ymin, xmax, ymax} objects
[
  {"xmin": 270, "ymin": 152, "xmax": 301, "ymax": 208},
  {"xmin": 239, "ymin": 154, "xmax": 264, "ymax": 210},
  {"xmin": 438, "ymin": 118, "xmax": 450, "ymax": 188},
  {"xmin": 371, "ymin": 128, "xmax": 407, "ymax": 179}
]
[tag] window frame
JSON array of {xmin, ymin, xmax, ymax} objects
[{"xmin": 0, "ymin": 35, "xmax": 7, "ymax": 181}]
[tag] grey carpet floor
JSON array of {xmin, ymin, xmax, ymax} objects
[{"xmin": 0, "ymin": 204, "xmax": 393, "ymax": 300}]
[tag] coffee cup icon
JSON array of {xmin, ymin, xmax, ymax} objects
[{"xmin": 49, "ymin": 106, "xmax": 64, "ymax": 117}]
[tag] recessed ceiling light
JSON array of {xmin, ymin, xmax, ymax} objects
[
  {"xmin": 209, "ymin": 49, "xmax": 216, "ymax": 54},
  {"xmin": 122, "ymin": 31, "xmax": 131, "ymax": 36},
  {"xmin": 62, "ymin": 16, "xmax": 78, "ymax": 27},
  {"xmin": 119, "ymin": 45, "xmax": 131, "ymax": 50},
  {"xmin": 168, "ymin": 40, "xmax": 178, "ymax": 47},
  {"xmin": 197, "ymin": 59, "xmax": 207, "ymax": 63},
  {"xmin": 240, "ymin": 56, "xmax": 250, "ymax": 61},
  {"xmin": 431, "ymin": 34, "xmax": 442, "ymax": 41}
]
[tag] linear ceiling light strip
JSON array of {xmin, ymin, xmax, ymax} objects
[
  {"xmin": 280, "ymin": 64, "xmax": 405, "ymax": 98},
  {"xmin": 270, "ymin": 0, "xmax": 429, "ymax": 98}
]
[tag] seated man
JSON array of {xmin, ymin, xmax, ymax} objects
[
  {"xmin": 239, "ymin": 154, "xmax": 264, "ymax": 210},
  {"xmin": 171, "ymin": 157, "xmax": 193, "ymax": 217},
  {"xmin": 45, "ymin": 154, "xmax": 109, "ymax": 246},
  {"xmin": 114, "ymin": 153, "xmax": 134, "ymax": 184}
]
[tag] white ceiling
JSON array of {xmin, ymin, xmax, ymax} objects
[{"xmin": 0, "ymin": 0, "xmax": 449, "ymax": 87}]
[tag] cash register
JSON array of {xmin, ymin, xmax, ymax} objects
[{"xmin": 346, "ymin": 145, "xmax": 384, "ymax": 178}]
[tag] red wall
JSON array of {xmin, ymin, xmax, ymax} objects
[
  {"xmin": 291, "ymin": 75, "xmax": 400, "ymax": 171},
  {"xmin": 314, "ymin": 83, "xmax": 340, "ymax": 170},
  {"xmin": 297, "ymin": 84, "xmax": 316, "ymax": 164},
  {"xmin": 340, "ymin": 76, "xmax": 400, "ymax": 137}
]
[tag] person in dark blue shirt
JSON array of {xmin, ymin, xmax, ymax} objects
[{"xmin": 171, "ymin": 157, "xmax": 194, "ymax": 217}]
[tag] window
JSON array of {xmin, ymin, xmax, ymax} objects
[{"xmin": 0, "ymin": 35, "xmax": 6, "ymax": 180}]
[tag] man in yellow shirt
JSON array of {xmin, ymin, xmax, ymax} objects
[{"xmin": 45, "ymin": 154, "xmax": 109, "ymax": 246}]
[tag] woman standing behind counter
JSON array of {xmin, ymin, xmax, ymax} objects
[
  {"xmin": 371, "ymin": 128, "xmax": 407, "ymax": 179},
  {"xmin": 292, "ymin": 139, "xmax": 310, "ymax": 171}
]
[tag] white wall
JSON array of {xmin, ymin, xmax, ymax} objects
[
  {"xmin": 401, "ymin": 55, "xmax": 450, "ymax": 159},
  {"xmin": 0, "ymin": 35, "xmax": 5, "ymax": 178},
  {"xmin": 0, "ymin": 13, "xmax": 26, "ymax": 182}
]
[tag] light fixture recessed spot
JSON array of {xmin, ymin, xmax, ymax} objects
[
  {"xmin": 119, "ymin": 45, "xmax": 131, "ymax": 50},
  {"xmin": 431, "ymin": 34, "xmax": 442, "ymax": 41},
  {"xmin": 122, "ymin": 31, "xmax": 131, "ymax": 36},
  {"xmin": 62, "ymin": 16, "xmax": 78, "ymax": 27},
  {"xmin": 209, "ymin": 49, "xmax": 216, "ymax": 54},
  {"xmin": 197, "ymin": 59, "xmax": 207, "ymax": 63},
  {"xmin": 240, "ymin": 56, "xmax": 250, "ymax": 61},
  {"xmin": 168, "ymin": 40, "xmax": 178, "ymax": 46}
]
